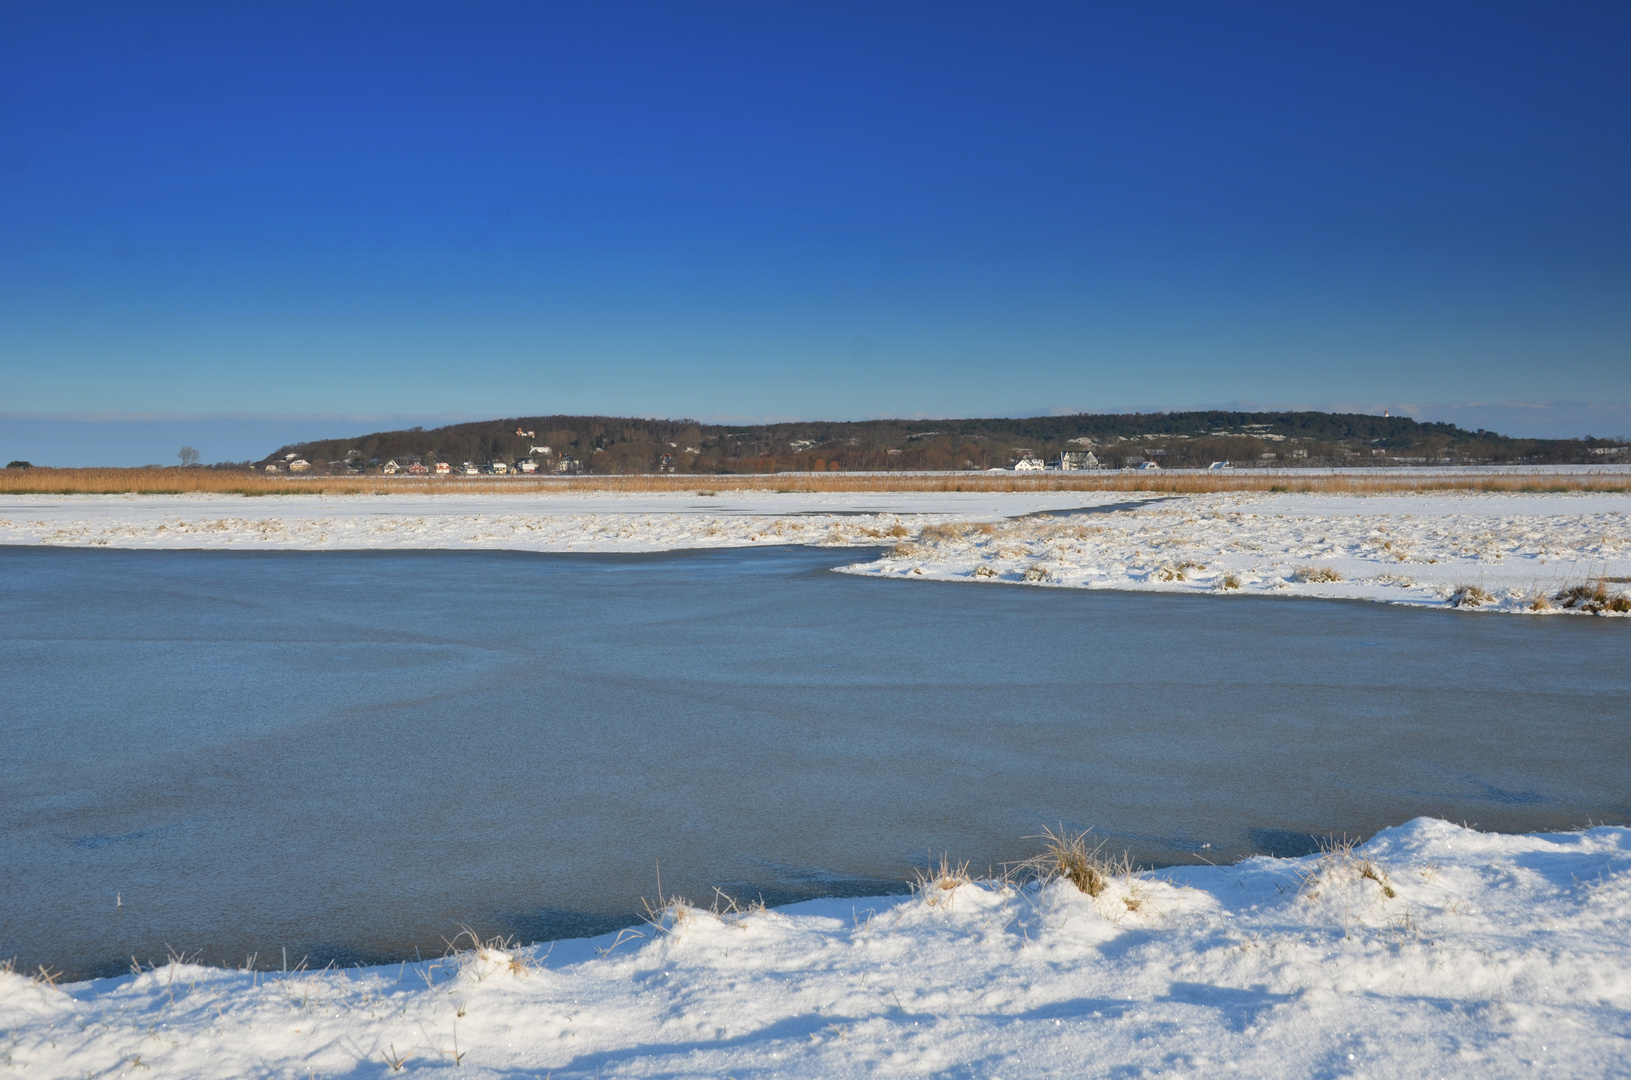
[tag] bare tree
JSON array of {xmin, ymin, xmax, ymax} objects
[{"xmin": 177, "ymin": 446, "xmax": 201, "ymax": 467}]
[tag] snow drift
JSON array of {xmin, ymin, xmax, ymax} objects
[{"xmin": 4, "ymin": 819, "xmax": 1628, "ymax": 1078}]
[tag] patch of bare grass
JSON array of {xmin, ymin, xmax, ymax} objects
[
  {"xmin": 3, "ymin": 466, "xmax": 1627, "ymax": 497},
  {"xmin": 1157, "ymin": 560, "xmax": 1206, "ymax": 582},
  {"xmin": 918, "ymin": 522, "xmax": 969, "ymax": 543},
  {"xmin": 1554, "ymin": 580, "xmax": 1631, "ymax": 614},
  {"xmin": 1449, "ymin": 584, "xmax": 1494, "ymax": 608},
  {"xmin": 1292, "ymin": 565, "xmax": 1343, "ymax": 583}
]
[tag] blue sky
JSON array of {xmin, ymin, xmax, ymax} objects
[{"xmin": 2, "ymin": 2, "xmax": 1629, "ymax": 463}]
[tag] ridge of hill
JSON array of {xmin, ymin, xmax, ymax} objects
[{"xmin": 261, "ymin": 411, "xmax": 1626, "ymax": 474}]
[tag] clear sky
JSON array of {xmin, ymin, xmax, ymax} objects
[{"xmin": 2, "ymin": 2, "xmax": 1629, "ymax": 463}]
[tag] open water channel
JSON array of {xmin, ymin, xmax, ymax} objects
[{"xmin": 2, "ymin": 545, "xmax": 1627, "ymax": 978}]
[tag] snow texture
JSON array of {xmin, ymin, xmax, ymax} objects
[
  {"xmin": 2, "ymin": 489, "xmax": 1629, "ymax": 614},
  {"xmin": 4, "ymin": 820, "xmax": 1627, "ymax": 1077},
  {"xmin": 848, "ymin": 491, "xmax": 1631, "ymax": 615}
]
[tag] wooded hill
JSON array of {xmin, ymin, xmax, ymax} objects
[{"xmin": 261, "ymin": 411, "xmax": 1626, "ymax": 474}]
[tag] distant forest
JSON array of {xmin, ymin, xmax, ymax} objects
[{"xmin": 260, "ymin": 411, "xmax": 1629, "ymax": 474}]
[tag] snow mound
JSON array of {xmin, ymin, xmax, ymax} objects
[{"xmin": 3, "ymin": 818, "xmax": 1628, "ymax": 1077}]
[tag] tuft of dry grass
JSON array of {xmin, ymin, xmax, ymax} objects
[
  {"xmin": 636, "ymin": 861, "xmax": 699, "ymax": 936},
  {"xmin": 1014, "ymin": 826, "xmax": 1128, "ymax": 898},
  {"xmin": 1217, "ymin": 572, "xmax": 1243, "ymax": 590},
  {"xmin": 1158, "ymin": 560, "xmax": 1205, "ymax": 582},
  {"xmin": 919, "ymin": 522, "xmax": 969, "ymax": 542},
  {"xmin": 443, "ymin": 928, "xmax": 540, "ymax": 979},
  {"xmin": 2, "ymin": 466, "xmax": 1627, "ymax": 497},
  {"xmin": 1298, "ymin": 836, "xmax": 1397, "ymax": 901},
  {"xmin": 914, "ymin": 855, "xmax": 974, "ymax": 907},
  {"xmin": 1292, "ymin": 565, "xmax": 1343, "ymax": 583},
  {"xmin": 1554, "ymin": 580, "xmax": 1631, "ymax": 614},
  {"xmin": 1449, "ymin": 584, "xmax": 1495, "ymax": 608}
]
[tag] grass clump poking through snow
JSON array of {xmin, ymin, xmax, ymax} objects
[
  {"xmin": 914, "ymin": 855, "xmax": 976, "ymax": 908},
  {"xmin": 1554, "ymin": 579, "xmax": 1631, "ymax": 614},
  {"xmin": 918, "ymin": 521, "xmax": 969, "ymax": 543},
  {"xmin": 1216, "ymin": 572, "xmax": 1242, "ymax": 590},
  {"xmin": 6, "ymin": 820, "xmax": 1631, "ymax": 1078},
  {"xmin": 1015, "ymin": 826, "xmax": 1129, "ymax": 898},
  {"xmin": 1298, "ymin": 835, "xmax": 1397, "ymax": 902},
  {"xmin": 1449, "ymin": 583, "xmax": 1494, "ymax": 608},
  {"xmin": 1291, "ymin": 565, "xmax": 1343, "ymax": 583}
]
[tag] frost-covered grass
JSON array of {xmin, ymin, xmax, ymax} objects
[{"xmin": 3, "ymin": 819, "xmax": 1627, "ymax": 1078}]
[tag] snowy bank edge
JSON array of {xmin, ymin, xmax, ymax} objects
[{"xmin": 4, "ymin": 818, "xmax": 1630, "ymax": 1079}]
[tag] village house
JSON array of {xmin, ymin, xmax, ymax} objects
[{"xmin": 1053, "ymin": 450, "xmax": 1100, "ymax": 470}]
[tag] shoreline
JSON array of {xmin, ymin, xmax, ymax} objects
[
  {"xmin": 3, "ymin": 488, "xmax": 1628, "ymax": 615},
  {"xmin": 4, "ymin": 817, "xmax": 1627, "ymax": 1078}
]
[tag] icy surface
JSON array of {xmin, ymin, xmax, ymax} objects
[
  {"xmin": 4, "ymin": 820, "xmax": 1627, "ymax": 1077},
  {"xmin": 2, "ymin": 489, "xmax": 1629, "ymax": 613}
]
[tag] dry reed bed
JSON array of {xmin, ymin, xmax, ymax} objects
[{"xmin": 2, "ymin": 468, "xmax": 1628, "ymax": 497}]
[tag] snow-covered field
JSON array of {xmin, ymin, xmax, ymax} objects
[
  {"xmin": 0, "ymin": 490, "xmax": 1108, "ymax": 552},
  {"xmin": 848, "ymin": 490, "xmax": 1631, "ymax": 615},
  {"xmin": 4, "ymin": 819, "xmax": 1627, "ymax": 1078},
  {"xmin": 3, "ymin": 489, "xmax": 1629, "ymax": 614}
]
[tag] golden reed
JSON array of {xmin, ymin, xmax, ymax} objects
[{"xmin": 0, "ymin": 467, "xmax": 1626, "ymax": 496}]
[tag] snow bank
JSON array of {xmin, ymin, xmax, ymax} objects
[
  {"xmin": 848, "ymin": 490, "xmax": 1631, "ymax": 615},
  {"xmin": 3, "ymin": 489, "xmax": 1629, "ymax": 614},
  {"xmin": 0, "ymin": 490, "xmax": 1122, "ymax": 552},
  {"xmin": 4, "ymin": 819, "xmax": 1626, "ymax": 1077}
]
